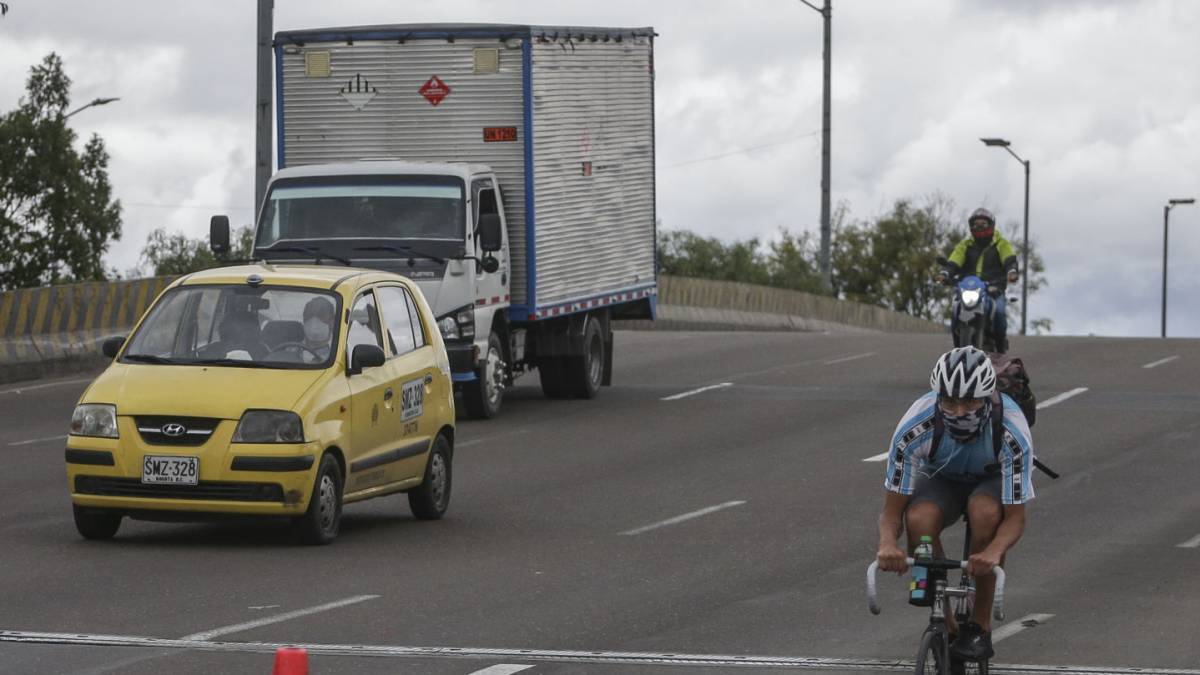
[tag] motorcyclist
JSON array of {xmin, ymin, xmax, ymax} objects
[{"xmin": 936, "ymin": 208, "xmax": 1019, "ymax": 352}]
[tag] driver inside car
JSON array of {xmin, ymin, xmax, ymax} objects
[{"xmin": 301, "ymin": 296, "xmax": 337, "ymax": 363}]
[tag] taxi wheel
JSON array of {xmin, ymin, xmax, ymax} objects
[
  {"xmin": 463, "ymin": 331, "xmax": 505, "ymax": 419},
  {"xmin": 409, "ymin": 435, "xmax": 452, "ymax": 520},
  {"xmin": 294, "ymin": 454, "xmax": 343, "ymax": 545},
  {"xmin": 73, "ymin": 505, "xmax": 121, "ymax": 540}
]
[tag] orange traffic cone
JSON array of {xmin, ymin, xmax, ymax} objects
[{"xmin": 272, "ymin": 647, "xmax": 309, "ymax": 675}]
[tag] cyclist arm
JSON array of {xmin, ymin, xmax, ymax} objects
[
  {"xmin": 969, "ymin": 503, "xmax": 1025, "ymax": 576},
  {"xmin": 877, "ymin": 490, "xmax": 911, "ymax": 573},
  {"xmin": 945, "ymin": 238, "xmax": 971, "ymax": 275}
]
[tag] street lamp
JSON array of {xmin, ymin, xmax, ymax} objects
[
  {"xmin": 799, "ymin": 0, "xmax": 832, "ymax": 292},
  {"xmin": 64, "ymin": 97, "xmax": 120, "ymax": 119},
  {"xmin": 1162, "ymin": 198, "xmax": 1195, "ymax": 338},
  {"xmin": 981, "ymin": 137, "xmax": 1030, "ymax": 335}
]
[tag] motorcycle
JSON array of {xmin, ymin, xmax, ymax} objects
[{"xmin": 935, "ymin": 257, "xmax": 1015, "ymax": 353}]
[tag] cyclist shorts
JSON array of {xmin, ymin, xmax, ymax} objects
[{"xmin": 907, "ymin": 472, "xmax": 1002, "ymax": 530}]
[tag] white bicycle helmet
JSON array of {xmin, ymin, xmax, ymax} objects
[{"xmin": 930, "ymin": 347, "xmax": 996, "ymax": 399}]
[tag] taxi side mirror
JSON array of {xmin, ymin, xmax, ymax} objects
[
  {"xmin": 210, "ymin": 215, "xmax": 231, "ymax": 256},
  {"xmin": 101, "ymin": 336, "xmax": 125, "ymax": 359},
  {"xmin": 349, "ymin": 344, "xmax": 386, "ymax": 375}
]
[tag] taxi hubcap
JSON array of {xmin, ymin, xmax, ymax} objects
[
  {"xmin": 429, "ymin": 453, "xmax": 447, "ymax": 509},
  {"xmin": 317, "ymin": 474, "xmax": 337, "ymax": 531}
]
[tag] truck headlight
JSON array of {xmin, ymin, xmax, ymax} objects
[
  {"xmin": 232, "ymin": 410, "xmax": 304, "ymax": 444},
  {"xmin": 437, "ymin": 305, "xmax": 475, "ymax": 341},
  {"xmin": 70, "ymin": 404, "xmax": 119, "ymax": 439}
]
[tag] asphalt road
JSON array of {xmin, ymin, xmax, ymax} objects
[{"xmin": 1, "ymin": 330, "xmax": 1199, "ymax": 675}]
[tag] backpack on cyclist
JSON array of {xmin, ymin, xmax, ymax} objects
[{"xmin": 930, "ymin": 354, "xmax": 1060, "ymax": 479}]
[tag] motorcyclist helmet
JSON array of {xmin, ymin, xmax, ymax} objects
[{"xmin": 968, "ymin": 207, "xmax": 995, "ymax": 242}]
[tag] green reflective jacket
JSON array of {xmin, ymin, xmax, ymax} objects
[{"xmin": 947, "ymin": 232, "xmax": 1019, "ymax": 288}]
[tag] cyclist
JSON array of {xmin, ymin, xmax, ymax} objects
[{"xmin": 875, "ymin": 346, "xmax": 1034, "ymax": 660}]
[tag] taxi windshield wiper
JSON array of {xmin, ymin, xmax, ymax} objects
[
  {"xmin": 260, "ymin": 245, "xmax": 352, "ymax": 266},
  {"xmin": 185, "ymin": 358, "xmax": 291, "ymax": 369},
  {"xmin": 121, "ymin": 354, "xmax": 179, "ymax": 364},
  {"xmin": 354, "ymin": 245, "xmax": 446, "ymax": 265}
]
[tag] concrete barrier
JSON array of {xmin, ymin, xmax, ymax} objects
[
  {"xmin": 620, "ymin": 276, "xmax": 943, "ymax": 334},
  {"xmin": 0, "ymin": 273, "xmax": 939, "ymax": 385},
  {"xmin": 0, "ymin": 276, "xmax": 177, "ymax": 383}
]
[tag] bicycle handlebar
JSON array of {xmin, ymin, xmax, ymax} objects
[{"xmin": 867, "ymin": 558, "xmax": 1006, "ymax": 621}]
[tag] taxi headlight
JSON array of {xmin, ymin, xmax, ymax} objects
[
  {"xmin": 232, "ymin": 410, "xmax": 304, "ymax": 444},
  {"xmin": 70, "ymin": 404, "xmax": 118, "ymax": 438}
]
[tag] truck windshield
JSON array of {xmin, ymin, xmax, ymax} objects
[
  {"xmin": 121, "ymin": 285, "xmax": 342, "ymax": 369},
  {"xmin": 257, "ymin": 175, "xmax": 466, "ymax": 247}
]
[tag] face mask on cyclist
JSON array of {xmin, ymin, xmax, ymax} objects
[{"xmin": 942, "ymin": 399, "xmax": 991, "ymax": 442}]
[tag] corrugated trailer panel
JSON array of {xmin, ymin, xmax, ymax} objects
[
  {"xmin": 277, "ymin": 39, "xmax": 531, "ymax": 304},
  {"xmin": 529, "ymin": 37, "xmax": 656, "ymax": 308}
]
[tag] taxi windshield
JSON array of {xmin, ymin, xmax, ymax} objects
[{"xmin": 121, "ymin": 285, "xmax": 341, "ymax": 369}]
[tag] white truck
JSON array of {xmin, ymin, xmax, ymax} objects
[{"xmin": 212, "ymin": 23, "xmax": 657, "ymax": 418}]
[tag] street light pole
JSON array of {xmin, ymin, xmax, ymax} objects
[
  {"xmin": 64, "ymin": 97, "xmax": 120, "ymax": 119},
  {"xmin": 1162, "ymin": 198, "xmax": 1196, "ymax": 338},
  {"xmin": 981, "ymin": 137, "xmax": 1030, "ymax": 335},
  {"xmin": 800, "ymin": 0, "xmax": 833, "ymax": 292}
]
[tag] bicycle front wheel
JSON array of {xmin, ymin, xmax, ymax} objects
[{"xmin": 915, "ymin": 627, "xmax": 948, "ymax": 675}]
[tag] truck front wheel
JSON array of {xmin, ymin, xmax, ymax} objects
[{"xmin": 463, "ymin": 331, "xmax": 505, "ymax": 419}]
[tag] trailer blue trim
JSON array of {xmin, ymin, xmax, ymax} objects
[
  {"xmin": 521, "ymin": 38, "xmax": 538, "ymax": 318},
  {"xmin": 274, "ymin": 25, "xmax": 656, "ymax": 45},
  {"xmin": 529, "ymin": 282, "xmax": 657, "ymax": 319},
  {"xmin": 274, "ymin": 44, "xmax": 285, "ymax": 169},
  {"xmin": 451, "ymin": 372, "xmax": 478, "ymax": 383}
]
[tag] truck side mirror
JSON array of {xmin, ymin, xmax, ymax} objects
[
  {"xmin": 210, "ymin": 215, "xmax": 231, "ymax": 256},
  {"xmin": 478, "ymin": 213, "xmax": 502, "ymax": 253}
]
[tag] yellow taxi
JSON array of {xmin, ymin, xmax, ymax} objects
[{"xmin": 66, "ymin": 264, "xmax": 455, "ymax": 544}]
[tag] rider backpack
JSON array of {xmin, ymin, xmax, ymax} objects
[{"xmin": 929, "ymin": 355, "xmax": 1059, "ymax": 479}]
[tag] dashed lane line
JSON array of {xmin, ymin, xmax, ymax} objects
[
  {"xmin": 1036, "ymin": 387, "xmax": 1089, "ymax": 409},
  {"xmin": 660, "ymin": 383, "xmax": 733, "ymax": 401},
  {"xmin": 822, "ymin": 351, "xmax": 876, "ymax": 366},
  {"xmin": 1142, "ymin": 355, "xmax": 1180, "ymax": 369},
  {"xmin": 3, "ymin": 630, "xmax": 1199, "ymax": 674},
  {"xmin": 7, "ymin": 434, "xmax": 67, "ymax": 447},
  {"xmin": 1176, "ymin": 533, "xmax": 1200, "ymax": 549},
  {"xmin": 179, "ymin": 595, "xmax": 380, "ymax": 641},
  {"xmin": 468, "ymin": 666, "xmax": 535, "ymax": 674},
  {"xmin": 862, "ymin": 452, "xmax": 890, "ymax": 462},
  {"xmin": 0, "ymin": 377, "xmax": 94, "ymax": 395},
  {"xmin": 992, "ymin": 613, "xmax": 1055, "ymax": 643},
  {"xmin": 619, "ymin": 501, "xmax": 746, "ymax": 536}
]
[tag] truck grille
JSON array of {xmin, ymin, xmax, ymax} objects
[
  {"xmin": 134, "ymin": 416, "xmax": 221, "ymax": 447},
  {"xmin": 75, "ymin": 476, "xmax": 283, "ymax": 502}
]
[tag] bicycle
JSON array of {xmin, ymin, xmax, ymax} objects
[{"xmin": 866, "ymin": 523, "xmax": 1007, "ymax": 675}]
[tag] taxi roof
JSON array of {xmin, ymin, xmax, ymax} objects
[{"xmin": 177, "ymin": 264, "xmax": 402, "ymax": 293}]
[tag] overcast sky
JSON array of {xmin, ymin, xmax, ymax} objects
[{"xmin": 3, "ymin": 0, "xmax": 1199, "ymax": 337}]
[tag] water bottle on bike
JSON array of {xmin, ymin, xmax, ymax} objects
[{"xmin": 909, "ymin": 535, "xmax": 934, "ymax": 606}]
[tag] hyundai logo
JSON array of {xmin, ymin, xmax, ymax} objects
[{"xmin": 161, "ymin": 423, "xmax": 187, "ymax": 437}]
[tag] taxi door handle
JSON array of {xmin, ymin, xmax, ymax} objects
[
  {"xmin": 383, "ymin": 387, "xmax": 394, "ymax": 401},
  {"xmin": 424, "ymin": 374, "xmax": 433, "ymax": 385}
]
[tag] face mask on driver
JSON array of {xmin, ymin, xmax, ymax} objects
[
  {"xmin": 943, "ymin": 399, "xmax": 991, "ymax": 442},
  {"xmin": 304, "ymin": 317, "xmax": 331, "ymax": 343}
]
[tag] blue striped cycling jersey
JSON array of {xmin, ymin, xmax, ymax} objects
[{"xmin": 884, "ymin": 391, "xmax": 1036, "ymax": 505}]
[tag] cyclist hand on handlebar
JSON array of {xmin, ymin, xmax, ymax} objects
[
  {"xmin": 877, "ymin": 540, "xmax": 909, "ymax": 574},
  {"xmin": 967, "ymin": 547, "xmax": 1002, "ymax": 577}
]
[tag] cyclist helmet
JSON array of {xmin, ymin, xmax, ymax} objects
[
  {"xmin": 968, "ymin": 207, "xmax": 995, "ymax": 241},
  {"xmin": 930, "ymin": 346, "xmax": 996, "ymax": 399}
]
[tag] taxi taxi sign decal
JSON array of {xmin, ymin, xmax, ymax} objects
[
  {"xmin": 483, "ymin": 127, "xmax": 518, "ymax": 142},
  {"xmin": 418, "ymin": 76, "xmax": 451, "ymax": 106}
]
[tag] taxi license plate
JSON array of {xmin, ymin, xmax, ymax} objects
[{"xmin": 142, "ymin": 455, "xmax": 199, "ymax": 485}]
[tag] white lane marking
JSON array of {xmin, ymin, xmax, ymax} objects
[
  {"xmin": 6, "ymin": 630, "xmax": 1200, "ymax": 673},
  {"xmin": 1142, "ymin": 355, "xmax": 1180, "ymax": 369},
  {"xmin": 862, "ymin": 452, "xmax": 890, "ymax": 462},
  {"xmin": 991, "ymin": 613, "xmax": 1055, "ymax": 643},
  {"xmin": 1036, "ymin": 387, "xmax": 1089, "ymax": 410},
  {"xmin": 1177, "ymin": 533, "xmax": 1200, "ymax": 549},
  {"xmin": 660, "ymin": 382, "xmax": 733, "ymax": 401},
  {"xmin": 822, "ymin": 351, "xmax": 876, "ymax": 366},
  {"xmin": 179, "ymin": 595, "xmax": 379, "ymax": 641},
  {"xmin": 0, "ymin": 377, "xmax": 94, "ymax": 395},
  {"xmin": 620, "ymin": 501, "xmax": 746, "ymax": 536},
  {"xmin": 8, "ymin": 434, "xmax": 68, "ymax": 447},
  {"xmin": 468, "ymin": 666, "xmax": 535, "ymax": 675}
]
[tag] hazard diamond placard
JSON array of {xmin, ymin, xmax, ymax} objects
[{"xmin": 419, "ymin": 76, "xmax": 451, "ymax": 106}]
